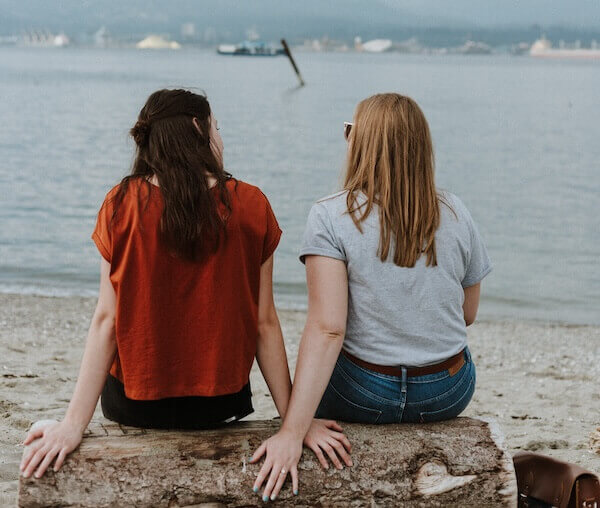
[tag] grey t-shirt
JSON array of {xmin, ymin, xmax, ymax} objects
[{"xmin": 299, "ymin": 190, "xmax": 492, "ymax": 367}]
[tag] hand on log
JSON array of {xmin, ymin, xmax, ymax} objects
[
  {"xmin": 249, "ymin": 419, "xmax": 352, "ymax": 501},
  {"xmin": 20, "ymin": 419, "xmax": 83, "ymax": 479}
]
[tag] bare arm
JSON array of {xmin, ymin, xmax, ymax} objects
[
  {"xmin": 250, "ymin": 255, "xmax": 351, "ymax": 500},
  {"xmin": 255, "ymin": 255, "xmax": 292, "ymax": 419},
  {"xmin": 463, "ymin": 282, "xmax": 481, "ymax": 326},
  {"xmin": 280, "ymin": 256, "xmax": 348, "ymax": 439},
  {"xmin": 21, "ymin": 257, "xmax": 117, "ymax": 478}
]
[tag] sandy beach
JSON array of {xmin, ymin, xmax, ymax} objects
[{"xmin": 1, "ymin": 293, "xmax": 599, "ymax": 505}]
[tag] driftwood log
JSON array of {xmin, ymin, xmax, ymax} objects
[{"xmin": 19, "ymin": 417, "xmax": 516, "ymax": 507}]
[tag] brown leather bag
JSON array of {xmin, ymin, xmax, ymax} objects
[{"xmin": 514, "ymin": 451, "xmax": 600, "ymax": 508}]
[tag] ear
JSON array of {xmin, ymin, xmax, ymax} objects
[
  {"xmin": 192, "ymin": 117, "xmax": 202, "ymax": 133},
  {"xmin": 192, "ymin": 117, "xmax": 209, "ymax": 144}
]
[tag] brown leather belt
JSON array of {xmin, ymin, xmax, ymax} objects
[{"xmin": 342, "ymin": 349, "xmax": 466, "ymax": 378}]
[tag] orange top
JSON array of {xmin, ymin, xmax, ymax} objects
[{"xmin": 92, "ymin": 178, "xmax": 281, "ymax": 400}]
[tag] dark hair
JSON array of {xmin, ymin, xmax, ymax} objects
[{"xmin": 112, "ymin": 89, "xmax": 232, "ymax": 261}]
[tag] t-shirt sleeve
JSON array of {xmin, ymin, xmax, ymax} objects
[
  {"xmin": 462, "ymin": 210, "xmax": 492, "ymax": 288},
  {"xmin": 91, "ymin": 193, "xmax": 114, "ymax": 263},
  {"xmin": 261, "ymin": 195, "xmax": 282, "ymax": 263},
  {"xmin": 299, "ymin": 202, "xmax": 346, "ymax": 264}
]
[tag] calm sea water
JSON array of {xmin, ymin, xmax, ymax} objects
[{"xmin": 0, "ymin": 47, "xmax": 598, "ymax": 324}]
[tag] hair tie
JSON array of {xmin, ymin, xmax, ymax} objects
[{"xmin": 131, "ymin": 119, "xmax": 151, "ymax": 146}]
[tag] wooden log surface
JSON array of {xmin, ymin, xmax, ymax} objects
[{"xmin": 19, "ymin": 417, "xmax": 517, "ymax": 507}]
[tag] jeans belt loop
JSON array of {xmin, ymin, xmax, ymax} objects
[{"xmin": 401, "ymin": 367, "xmax": 407, "ymax": 394}]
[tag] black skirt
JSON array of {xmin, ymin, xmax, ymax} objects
[{"xmin": 100, "ymin": 374, "xmax": 254, "ymax": 430}]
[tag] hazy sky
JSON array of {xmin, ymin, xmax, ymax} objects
[
  {"xmin": 1, "ymin": 0, "xmax": 599, "ymax": 35},
  {"xmin": 379, "ymin": 0, "xmax": 600, "ymax": 27}
]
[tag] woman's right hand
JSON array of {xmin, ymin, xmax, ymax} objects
[
  {"xmin": 20, "ymin": 419, "xmax": 84, "ymax": 479},
  {"xmin": 250, "ymin": 428, "xmax": 303, "ymax": 501}
]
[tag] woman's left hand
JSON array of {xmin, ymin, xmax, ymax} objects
[
  {"xmin": 303, "ymin": 418, "xmax": 353, "ymax": 470},
  {"xmin": 20, "ymin": 419, "xmax": 84, "ymax": 479},
  {"xmin": 249, "ymin": 428, "xmax": 303, "ymax": 502}
]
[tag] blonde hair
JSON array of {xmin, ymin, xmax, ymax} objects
[{"xmin": 344, "ymin": 93, "xmax": 440, "ymax": 267}]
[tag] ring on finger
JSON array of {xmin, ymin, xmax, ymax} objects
[{"xmin": 280, "ymin": 468, "xmax": 286, "ymax": 475}]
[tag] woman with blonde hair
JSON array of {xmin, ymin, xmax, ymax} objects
[{"xmin": 250, "ymin": 93, "xmax": 491, "ymax": 501}]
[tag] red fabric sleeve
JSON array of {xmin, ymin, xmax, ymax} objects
[
  {"xmin": 261, "ymin": 196, "xmax": 282, "ymax": 263},
  {"xmin": 91, "ymin": 192, "xmax": 114, "ymax": 263}
]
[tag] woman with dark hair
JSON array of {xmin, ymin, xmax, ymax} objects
[
  {"xmin": 251, "ymin": 93, "xmax": 491, "ymax": 500},
  {"xmin": 19, "ymin": 89, "xmax": 349, "ymax": 484}
]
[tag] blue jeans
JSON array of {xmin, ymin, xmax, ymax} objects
[{"xmin": 315, "ymin": 347, "xmax": 475, "ymax": 423}]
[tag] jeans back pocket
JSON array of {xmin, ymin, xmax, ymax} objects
[
  {"xmin": 316, "ymin": 382, "xmax": 382, "ymax": 424},
  {"xmin": 418, "ymin": 374, "xmax": 475, "ymax": 423}
]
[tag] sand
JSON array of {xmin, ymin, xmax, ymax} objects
[{"xmin": 1, "ymin": 293, "xmax": 599, "ymax": 505}]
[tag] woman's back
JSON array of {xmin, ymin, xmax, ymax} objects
[
  {"xmin": 93, "ymin": 177, "xmax": 281, "ymax": 400},
  {"xmin": 300, "ymin": 190, "xmax": 491, "ymax": 367}
]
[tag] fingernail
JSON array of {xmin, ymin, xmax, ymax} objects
[
  {"xmin": 270, "ymin": 494, "xmax": 276, "ymax": 501},
  {"xmin": 293, "ymin": 490, "xmax": 299, "ymax": 495},
  {"xmin": 22, "ymin": 472, "xmax": 29, "ymax": 478},
  {"xmin": 262, "ymin": 495, "xmax": 269, "ymax": 502},
  {"xmin": 349, "ymin": 461, "xmax": 354, "ymax": 466},
  {"xmin": 253, "ymin": 486, "xmax": 258, "ymax": 493}
]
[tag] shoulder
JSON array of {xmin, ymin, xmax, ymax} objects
[
  {"xmin": 438, "ymin": 190, "xmax": 473, "ymax": 222},
  {"xmin": 230, "ymin": 179, "xmax": 270, "ymax": 204},
  {"xmin": 437, "ymin": 191, "xmax": 483, "ymax": 247},
  {"xmin": 98, "ymin": 179, "xmax": 154, "ymax": 224},
  {"xmin": 313, "ymin": 190, "xmax": 348, "ymax": 216},
  {"xmin": 302, "ymin": 191, "xmax": 349, "ymax": 234},
  {"xmin": 103, "ymin": 178, "xmax": 151, "ymax": 203},
  {"xmin": 103, "ymin": 183, "xmax": 122, "ymax": 203},
  {"xmin": 229, "ymin": 180, "xmax": 278, "ymax": 227},
  {"xmin": 96, "ymin": 183, "xmax": 121, "ymax": 214},
  {"xmin": 316, "ymin": 190, "xmax": 347, "ymax": 204}
]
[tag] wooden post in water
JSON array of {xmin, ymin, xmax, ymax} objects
[{"xmin": 281, "ymin": 38, "xmax": 305, "ymax": 86}]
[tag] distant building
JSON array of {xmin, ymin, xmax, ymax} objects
[
  {"xmin": 94, "ymin": 26, "xmax": 110, "ymax": 48},
  {"xmin": 202, "ymin": 27, "xmax": 217, "ymax": 44},
  {"xmin": 181, "ymin": 23, "xmax": 195, "ymax": 40},
  {"xmin": 136, "ymin": 35, "xmax": 181, "ymax": 50},
  {"xmin": 246, "ymin": 27, "xmax": 260, "ymax": 42},
  {"xmin": 20, "ymin": 30, "xmax": 70, "ymax": 47},
  {"xmin": 457, "ymin": 40, "xmax": 491, "ymax": 55},
  {"xmin": 53, "ymin": 33, "xmax": 70, "ymax": 47}
]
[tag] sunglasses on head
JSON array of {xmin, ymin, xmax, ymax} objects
[{"xmin": 344, "ymin": 122, "xmax": 353, "ymax": 141}]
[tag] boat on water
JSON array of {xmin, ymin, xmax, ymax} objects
[
  {"xmin": 136, "ymin": 35, "xmax": 181, "ymax": 50},
  {"xmin": 217, "ymin": 41, "xmax": 284, "ymax": 56},
  {"xmin": 530, "ymin": 37, "xmax": 600, "ymax": 59},
  {"xmin": 354, "ymin": 37, "xmax": 392, "ymax": 53}
]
